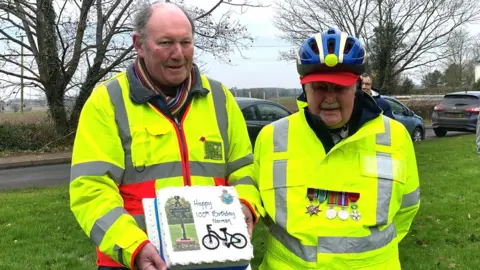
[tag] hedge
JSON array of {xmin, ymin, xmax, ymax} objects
[{"xmin": 0, "ymin": 122, "xmax": 74, "ymax": 152}]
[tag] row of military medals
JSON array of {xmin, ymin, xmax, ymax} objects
[{"xmin": 305, "ymin": 188, "xmax": 361, "ymax": 221}]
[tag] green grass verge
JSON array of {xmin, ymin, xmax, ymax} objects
[
  {"xmin": 0, "ymin": 186, "xmax": 96, "ymax": 269},
  {"xmin": 0, "ymin": 135, "xmax": 478, "ymax": 269},
  {"xmin": 396, "ymin": 134, "xmax": 480, "ymax": 270}
]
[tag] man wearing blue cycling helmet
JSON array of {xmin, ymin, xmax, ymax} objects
[{"xmin": 253, "ymin": 29, "xmax": 421, "ymax": 269}]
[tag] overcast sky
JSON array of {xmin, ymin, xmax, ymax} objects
[
  {"xmin": 192, "ymin": 0, "xmax": 300, "ymax": 89},
  {"xmin": 192, "ymin": 0, "xmax": 480, "ymax": 90},
  {"xmin": 3, "ymin": 0, "xmax": 480, "ymax": 100}
]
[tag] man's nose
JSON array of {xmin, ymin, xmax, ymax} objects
[
  {"xmin": 170, "ymin": 43, "xmax": 183, "ymax": 59},
  {"xmin": 323, "ymin": 89, "xmax": 336, "ymax": 101}
]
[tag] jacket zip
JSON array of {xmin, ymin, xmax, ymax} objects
[
  {"xmin": 149, "ymin": 102, "xmax": 192, "ymax": 186},
  {"xmin": 173, "ymin": 111, "xmax": 191, "ymax": 186}
]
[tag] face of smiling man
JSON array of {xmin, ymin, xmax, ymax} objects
[
  {"xmin": 133, "ymin": 3, "xmax": 194, "ymax": 87},
  {"xmin": 304, "ymin": 81, "xmax": 356, "ymax": 128}
]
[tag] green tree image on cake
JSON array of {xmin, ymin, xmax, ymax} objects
[{"xmin": 165, "ymin": 196, "xmax": 200, "ymax": 251}]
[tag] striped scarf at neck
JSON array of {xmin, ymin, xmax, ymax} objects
[{"xmin": 134, "ymin": 57, "xmax": 192, "ymax": 116}]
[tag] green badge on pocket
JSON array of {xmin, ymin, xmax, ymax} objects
[{"xmin": 204, "ymin": 141, "xmax": 223, "ymax": 160}]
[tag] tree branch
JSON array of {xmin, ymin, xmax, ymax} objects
[
  {"xmin": 64, "ymin": 0, "xmax": 95, "ymax": 82},
  {"xmin": 195, "ymin": 0, "xmax": 223, "ymax": 20},
  {"xmin": 0, "ymin": 69, "xmax": 42, "ymax": 84}
]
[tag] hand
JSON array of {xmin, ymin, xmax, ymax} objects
[
  {"xmin": 241, "ymin": 203, "xmax": 254, "ymax": 238},
  {"xmin": 135, "ymin": 243, "xmax": 167, "ymax": 270}
]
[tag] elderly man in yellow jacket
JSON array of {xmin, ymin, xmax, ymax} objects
[
  {"xmin": 253, "ymin": 29, "xmax": 420, "ymax": 269},
  {"xmin": 69, "ymin": 2, "xmax": 262, "ymax": 270}
]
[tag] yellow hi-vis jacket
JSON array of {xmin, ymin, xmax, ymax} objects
[
  {"xmin": 70, "ymin": 64, "xmax": 264, "ymax": 269},
  {"xmin": 253, "ymin": 111, "xmax": 420, "ymax": 269},
  {"xmin": 296, "ymin": 99, "xmax": 307, "ymax": 111}
]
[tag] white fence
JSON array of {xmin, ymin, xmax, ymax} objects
[{"xmin": 392, "ymin": 95, "xmax": 444, "ymax": 103}]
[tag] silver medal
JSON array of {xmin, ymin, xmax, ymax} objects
[
  {"xmin": 351, "ymin": 210, "xmax": 361, "ymax": 221},
  {"xmin": 326, "ymin": 207, "xmax": 337, "ymax": 219},
  {"xmin": 338, "ymin": 208, "xmax": 349, "ymax": 221}
]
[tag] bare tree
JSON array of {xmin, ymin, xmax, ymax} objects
[
  {"xmin": 472, "ymin": 33, "xmax": 480, "ymax": 62},
  {"xmin": 441, "ymin": 28, "xmax": 476, "ymax": 87},
  {"xmin": 0, "ymin": 0, "xmax": 266, "ymax": 135},
  {"xmin": 273, "ymin": 0, "xmax": 377, "ymax": 60},
  {"xmin": 273, "ymin": 0, "xmax": 480, "ymax": 91}
]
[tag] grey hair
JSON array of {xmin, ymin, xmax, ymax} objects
[{"xmin": 133, "ymin": 1, "xmax": 195, "ymax": 42}]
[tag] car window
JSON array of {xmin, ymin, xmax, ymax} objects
[
  {"xmin": 257, "ymin": 103, "xmax": 290, "ymax": 121},
  {"xmin": 242, "ymin": 105, "xmax": 258, "ymax": 121},
  {"xmin": 386, "ymin": 99, "xmax": 404, "ymax": 114},
  {"xmin": 441, "ymin": 95, "xmax": 479, "ymax": 106}
]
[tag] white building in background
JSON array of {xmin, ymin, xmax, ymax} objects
[{"xmin": 476, "ymin": 60, "xmax": 480, "ymax": 83}]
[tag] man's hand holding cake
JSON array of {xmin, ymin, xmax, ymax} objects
[
  {"xmin": 241, "ymin": 203, "xmax": 254, "ymax": 238},
  {"xmin": 134, "ymin": 243, "xmax": 167, "ymax": 270}
]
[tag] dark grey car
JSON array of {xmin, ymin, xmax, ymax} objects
[
  {"xmin": 431, "ymin": 91, "xmax": 480, "ymax": 137},
  {"xmin": 235, "ymin": 97, "xmax": 293, "ymax": 146}
]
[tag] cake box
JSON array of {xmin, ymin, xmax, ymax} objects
[{"xmin": 142, "ymin": 186, "xmax": 253, "ymax": 269}]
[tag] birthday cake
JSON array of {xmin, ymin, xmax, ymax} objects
[{"xmin": 142, "ymin": 186, "xmax": 253, "ymax": 269}]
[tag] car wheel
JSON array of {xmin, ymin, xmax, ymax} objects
[
  {"xmin": 433, "ymin": 127, "xmax": 447, "ymax": 137},
  {"xmin": 412, "ymin": 127, "xmax": 423, "ymax": 142}
]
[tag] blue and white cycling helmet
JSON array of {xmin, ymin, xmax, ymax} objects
[{"xmin": 297, "ymin": 28, "xmax": 367, "ymax": 86}]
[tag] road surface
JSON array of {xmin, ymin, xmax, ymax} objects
[
  {"xmin": 0, "ymin": 131, "xmax": 475, "ymax": 190},
  {"xmin": 0, "ymin": 163, "xmax": 70, "ymax": 190}
]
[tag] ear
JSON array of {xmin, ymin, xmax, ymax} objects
[{"xmin": 132, "ymin": 32, "xmax": 145, "ymax": 58}]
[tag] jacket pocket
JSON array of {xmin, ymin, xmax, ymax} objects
[
  {"xmin": 130, "ymin": 123, "xmax": 176, "ymax": 167},
  {"xmin": 359, "ymin": 153, "xmax": 407, "ymax": 226},
  {"xmin": 360, "ymin": 152, "xmax": 406, "ymax": 184}
]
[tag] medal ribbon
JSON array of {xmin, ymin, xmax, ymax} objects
[
  {"xmin": 347, "ymin": 192, "xmax": 360, "ymax": 203},
  {"xmin": 317, "ymin": 190, "xmax": 327, "ymax": 203},
  {"xmin": 348, "ymin": 192, "xmax": 360, "ymax": 210},
  {"xmin": 307, "ymin": 188, "xmax": 315, "ymax": 202},
  {"xmin": 338, "ymin": 192, "xmax": 349, "ymax": 206},
  {"xmin": 328, "ymin": 191, "xmax": 337, "ymax": 205}
]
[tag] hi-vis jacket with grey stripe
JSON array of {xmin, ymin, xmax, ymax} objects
[
  {"xmin": 69, "ymin": 64, "xmax": 264, "ymax": 269},
  {"xmin": 253, "ymin": 108, "xmax": 420, "ymax": 269}
]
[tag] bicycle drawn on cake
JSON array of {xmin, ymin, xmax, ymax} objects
[
  {"xmin": 202, "ymin": 224, "xmax": 247, "ymax": 250},
  {"xmin": 143, "ymin": 186, "xmax": 253, "ymax": 270}
]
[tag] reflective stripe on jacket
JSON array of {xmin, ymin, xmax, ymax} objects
[
  {"xmin": 70, "ymin": 68, "xmax": 264, "ymax": 268},
  {"xmin": 253, "ymin": 111, "xmax": 420, "ymax": 269}
]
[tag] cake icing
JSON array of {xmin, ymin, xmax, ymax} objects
[{"xmin": 143, "ymin": 186, "xmax": 254, "ymax": 269}]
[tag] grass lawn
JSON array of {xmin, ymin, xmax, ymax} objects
[
  {"xmin": 0, "ymin": 186, "xmax": 96, "ymax": 269},
  {"xmin": 396, "ymin": 134, "xmax": 480, "ymax": 270},
  {"xmin": 0, "ymin": 134, "xmax": 478, "ymax": 269}
]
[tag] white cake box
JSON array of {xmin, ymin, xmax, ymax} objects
[{"xmin": 142, "ymin": 186, "xmax": 253, "ymax": 270}]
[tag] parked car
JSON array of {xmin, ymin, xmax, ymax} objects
[
  {"xmin": 383, "ymin": 96, "xmax": 426, "ymax": 142},
  {"xmin": 431, "ymin": 91, "xmax": 480, "ymax": 137},
  {"xmin": 235, "ymin": 97, "xmax": 293, "ymax": 146}
]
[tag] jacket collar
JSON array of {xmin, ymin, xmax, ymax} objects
[
  {"xmin": 126, "ymin": 63, "xmax": 209, "ymax": 104},
  {"xmin": 303, "ymin": 90, "xmax": 383, "ymax": 152}
]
